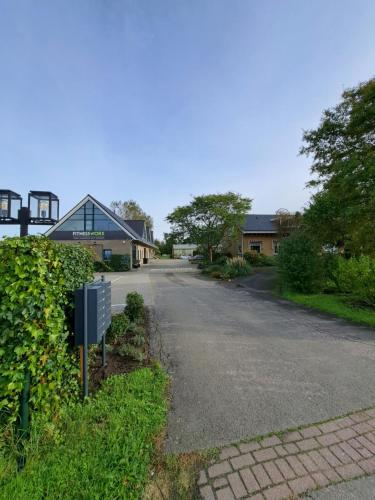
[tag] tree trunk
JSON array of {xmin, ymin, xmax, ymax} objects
[{"xmin": 208, "ymin": 246, "xmax": 213, "ymax": 263}]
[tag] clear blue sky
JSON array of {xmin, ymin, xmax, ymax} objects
[{"xmin": 1, "ymin": 0, "xmax": 374, "ymax": 239}]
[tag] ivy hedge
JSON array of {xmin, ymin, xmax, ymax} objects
[{"xmin": 0, "ymin": 237, "xmax": 93, "ymax": 429}]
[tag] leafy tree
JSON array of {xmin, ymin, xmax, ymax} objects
[
  {"xmin": 301, "ymin": 77, "xmax": 375, "ymax": 255},
  {"xmin": 157, "ymin": 233, "xmax": 179, "ymax": 256},
  {"xmin": 166, "ymin": 192, "xmax": 252, "ymax": 262},
  {"xmin": 110, "ymin": 199, "xmax": 153, "ymax": 228},
  {"xmin": 278, "ymin": 230, "xmax": 322, "ymax": 293}
]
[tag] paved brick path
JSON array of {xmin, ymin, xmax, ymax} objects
[{"xmin": 198, "ymin": 408, "xmax": 375, "ymax": 499}]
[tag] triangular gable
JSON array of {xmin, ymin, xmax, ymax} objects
[{"xmin": 45, "ymin": 195, "xmax": 136, "ymax": 239}]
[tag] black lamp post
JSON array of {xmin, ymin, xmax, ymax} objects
[{"xmin": 0, "ymin": 190, "xmax": 59, "ymax": 236}]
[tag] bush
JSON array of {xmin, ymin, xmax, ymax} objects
[
  {"xmin": 0, "ymin": 237, "xmax": 93, "ymax": 428},
  {"xmin": 93, "ymin": 261, "xmax": 111, "ymax": 272},
  {"xmin": 223, "ymin": 257, "xmax": 252, "ymax": 279},
  {"xmin": 125, "ymin": 292, "xmax": 144, "ymax": 322},
  {"xmin": 244, "ymin": 252, "xmax": 276, "ymax": 267},
  {"xmin": 118, "ymin": 344, "xmax": 145, "ymax": 362},
  {"xmin": 332, "ymin": 256, "xmax": 375, "ymax": 307},
  {"xmin": 106, "ymin": 313, "xmax": 130, "ymax": 344},
  {"xmin": 109, "ymin": 254, "xmax": 130, "ymax": 272},
  {"xmin": 277, "ymin": 231, "xmax": 322, "ymax": 293}
]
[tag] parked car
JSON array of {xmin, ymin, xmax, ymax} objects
[
  {"xmin": 179, "ymin": 255, "xmax": 190, "ymax": 260},
  {"xmin": 189, "ymin": 255, "xmax": 204, "ymax": 262}
]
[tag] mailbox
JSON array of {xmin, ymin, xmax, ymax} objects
[{"xmin": 74, "ymin": 281, "xmax": 111, "ymax": 345}]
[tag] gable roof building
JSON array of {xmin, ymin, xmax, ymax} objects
[{"xmin": 46, "ymin": 194, "xmax": 156, "ymax": 267}]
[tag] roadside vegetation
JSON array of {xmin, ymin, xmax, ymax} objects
[
  {"xmin": 0, "ymin": 366, "xmax": 168, "ymax": 500},
  {"xmin": 202, "ymin": 256, "xmax": 252, "ymax": 280},
  {"xmin": 0, "ymin": 236, "xmax": 169, "ymax": 498},
  {"xmin": 278, "ymin": 78, "xmax": 375, "ymax": 327}
]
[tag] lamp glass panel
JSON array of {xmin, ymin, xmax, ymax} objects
[
  {"xmin": 51, "ymin": 199, "xmax": 58, "ymax": 220},
  {"xmin": 0, "ymin": 195, "xmax": 9, "ymax": 218}
]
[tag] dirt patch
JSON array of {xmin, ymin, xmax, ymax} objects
[{"xmin": 88, "ymin": 307, "xmax": 153, "ymax": 393}]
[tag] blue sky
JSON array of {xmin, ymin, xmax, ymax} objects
[{"xmin": 1, "ymin": 0, "xmax": 374, "ymax": 239}]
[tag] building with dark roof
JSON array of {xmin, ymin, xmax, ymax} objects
[
  {"xmin": 45, "ymin": 194, "xmax": 156, "ymax": 268},
  {"xmin": 239, "ymin": 214, "xmax": 280, "ymax": 256}
]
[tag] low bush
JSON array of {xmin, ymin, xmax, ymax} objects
[
  {"xmin": 0, "ymin": 237, "xmax": 93, "ymax": 428},
  {"xmin": 332, "ymin": 256, "xmax": 375, "ymax": 307},
  {"xmin": 106, "ymin": 313, "xmax": 130, "ymax": 344},
  {"xmin": 243, "ymin": 252, "xmax": 276, "ymax": 267},
  {"xmin": 109, "ymin": 254, "xmax": 130, "ymax": 272},
  {"xmin": 119, "ymin": 344, "xmax": 145, "ymax": 363},
  {"xmin": 277, "ymin": 231, "xmax": 322, "ymax": 293},
  {"xmin": 125, "ymin": 292, "xmax": 144, "ymax": 322},
  {"xmin": 0, "ymin": 367, "xmax": 168, "ymax": 499},
  {"xmin": 222, "ymin": 257, "xmax": 252, "ymax": 279},
  {"xmin": 93, "ymin": 261, "xmax": 111, "ymax": 272}
]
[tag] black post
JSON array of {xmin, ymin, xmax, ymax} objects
[
  {"xmin": 101, "ymin": 275, "xmax": 107, "ymax": 367},
  {"xmin": 18, "ymin": 207, "xmax": 30, "ymax": 237},
  {"xmin": 83, "ymin": 283, "xmax": 89, "ymax": 398}
]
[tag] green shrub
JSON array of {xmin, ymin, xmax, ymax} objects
[
  {"xmin": 93, "ymin": 261, "xmax": 111, "ymax": 272},
  {"xmin": 210, "ymin": 271, "xmax": 223, "ymax": 279},
  {"xmin": 277, "ymin": 231, "xmax": 322, "ymax": 293},
  {"xmin": 244, "ymin": 252, "xmax": 276, "ymax": 266},
  {"xmin": 125, "ymin": 292, "xmax": 144, "ymax": 322},
  {"xmin": 0, "ymin": 236, "xmax": 93, "ymax": 428},
  {"xmin": 119, "ymin": 344, "xmax": 145, "ymax": 362},
  {"xmin": 223, "ymin": 257, "xmax": 252, "ymax": 279},
  {"xmin": 109, "ymin": 255, "xmax": 130, "ymax": 272},
  {"xmin": 106, "ymin": 313, "xmax": 130, "ymax": 344},
  {"xmin": 333, "ymin": 256, "xmax": 375, "ymax": 307}
]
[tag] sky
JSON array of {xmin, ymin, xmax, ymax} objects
[{"xmin": 1, "ymin": 0, "xmax": 374, "ymax": 239}]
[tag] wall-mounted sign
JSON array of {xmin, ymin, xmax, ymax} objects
[{"xmin": 72, "ymin": 231, "xmax": 105, "ymax": 240}]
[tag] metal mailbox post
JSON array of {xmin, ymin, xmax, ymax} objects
[{"xmin": 74, "ymin": 276, "xmax": 111, "ymax": 398}]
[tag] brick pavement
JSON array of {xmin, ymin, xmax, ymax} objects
[{"xmin": 198, "ymin": 408, "xmax": 375, "ymax": 499}]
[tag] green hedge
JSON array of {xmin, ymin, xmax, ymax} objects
[
  {"xmin": 94, "ymin": 255, "xmax": 130, "ymax": 272},
  {"xmin": 0, "ymin": 237, "xmax": 93, "ymax": 428}
]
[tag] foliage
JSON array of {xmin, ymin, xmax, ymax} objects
[
  {"xmin": 93, "ymin": 260, "xmax": 111, "ymax": 272},
  {"xmin": 106, "ymin": 313, "xmax": 130, "ymax": 344},
  {"xmin": 301, "ymin": 77, "xmax": 375, "ymax": 255},
  {"xmin": 125, "ymin": 292, "xmax": 144, "ymax": 322},
  {"xmin": 0, "ymin": 367, "xmax": 168, "ymax": 499},
  {"xmin": 118, "ymin": 344, "xmax": 145, "ymax": 362},
  {"xmin": 203, "ymin": 257, "xmax": 251, "ymax": 280},
  {"xmin": 0, "ymin": 237, "xmax": 93, "ymax": 428},
  {"xmin": 109, "ymin": 254, "xmax": 130, "ymax": 272},
  {"xmin": 243, "ymin": 252, "xmax": 276, "ymax": 267},
  {"xmin": 157, "ymin": 232, "xmax": 180, "ymax": 257},
  {"xmin": 110, "ymin": 199, "xmax": 153, "ymax": 229},
  {"xmin": 222, "ymin": 257, "xmax": 252, "ymax": 279},
  {"xmin": 282, "ymin": 292, "xmax": 375, "ymax": 328},
  {"xmin": 330, "ymin": 256, "xmax": 375, "ymax": 307},
  {"xmin": 277, "ymin": 231, "xmax": 322, "ymax": 293},
  {"xmin": 166, "ymin": 192, "xmax": 252, "ymax": 262}
]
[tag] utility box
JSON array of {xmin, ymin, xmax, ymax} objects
[{"xmin": 74, "ymin": 281, "xmax": 111, "ymax": 345}]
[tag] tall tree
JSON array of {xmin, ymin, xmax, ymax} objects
[
  {"xmin": 110, "ymin": 200, "xmax": 153, "ymax": 228},
  {"xmin": 301, "ymin": 77, "xmax": 375, "ymax": 255},
  {"xmin": 166, "ymin": 192, "xmax": 252, "ymax": 262}
]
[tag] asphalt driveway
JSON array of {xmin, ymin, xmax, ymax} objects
[{"xmin": 104, "ymin": 261, "xmax": 375, "ymax": 455}]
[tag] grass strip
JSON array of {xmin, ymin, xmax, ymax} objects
[
  {"xmin": 282, "ymin": 291, "xmax": 375, "ymax": 328},
  {"xmin": 0, "ymin": 365, "xmax": 168, "ymax": 500}
]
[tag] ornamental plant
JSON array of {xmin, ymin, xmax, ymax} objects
[
  {"xmin": 0, "ymin": 236, "xmax": 93, "ymax": 428},
  {"xmin": 125, "ymin": 292, "xmax": 144, "ymax": 322}
]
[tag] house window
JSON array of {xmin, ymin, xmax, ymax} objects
[
  {"xmin": 249, "ymin": 241, "xmax": 262, "ymax": 253},
  {"xmin": 272, "ymin": 240, "xmax": 280, "ymax": 255},
  {"xmin": 103, "ymin": 249, "xmax": 112, "ymax": 261}
]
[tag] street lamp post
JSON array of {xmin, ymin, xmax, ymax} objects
[{"xmin": 0, "ymin": 190, "xmax": 59, "ymax": 236}]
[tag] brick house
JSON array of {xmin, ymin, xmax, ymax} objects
[
  {"xmin": 45, "ymin": 194, "xmax": 156, "ymax": 268},
  {"xmin": 239, "ymin": 214, "xmax": 281, "ymax": 257}
]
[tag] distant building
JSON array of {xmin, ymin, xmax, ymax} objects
[
  {"xmin": 240, "ymin": 214, "xmax": 280, "ymax": 256},
  {"xmin": 45, "ymin": 194, "xmax": 156, "ymax": 268},
  {"xmin": 172, "ymin": 243, "xmax": 198, "ymax": 258}
]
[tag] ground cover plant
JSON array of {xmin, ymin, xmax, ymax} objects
[
  {"xmin": 282, "ymin": 291, "xmax": 375, "ymax": 328},
  {"xmin": 0, "ymin": 366, "xmax": 168, "ymax": 500}
]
